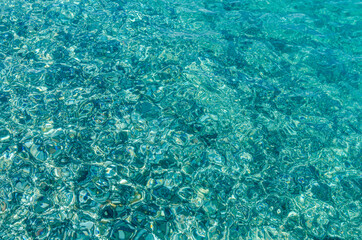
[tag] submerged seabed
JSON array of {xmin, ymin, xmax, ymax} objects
[{"xmin": 0, "ymin": 0, "xmax": 361, "ymax": 239}]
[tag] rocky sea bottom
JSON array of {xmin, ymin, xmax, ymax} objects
[{"xmin": 0, "ymin": 0, "xmax": 361, "ymax": 239}]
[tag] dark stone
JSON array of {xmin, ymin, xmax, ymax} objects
[
  {"xmin": 135, "ymin": 101, "xmax": 160, "ymax": 118},
  {"xmin": 130, "ymin": 212, "xmax": 148, "ymax": 227},
  {"xmin": 52, "ymin": 47, "xmax": 69, "ymax": 60},
  {"xmin": 163, "ymin": 207, "xmax": 174, "ymax": 221},
  {"xmin": 118, "ymin": 131, "xmax": 128, "ymax": 144},
  {"xmin": 340, "ymin": 178, "xmax": 362, "ymax": 200},
  {"xmin": 153, "ymin": 186, "xmax": 173, "ymax": 201},
  {"xmin": 200, "ymin": 133, "xmax": 218, "ymax": 146},
  {"xmin": 131, "ymin": 170, "xmax": 149, "ymax": 185},
  {"xmin": 101, "ymin": 206, "xmax": 116, "ymax": 219},
  {"xmin": 136, "ymin": 203, "xmax": 159, "ymax": 217},
  {"xmin": 291, "ymin": 165, "xmax": 319, "ymax": 190},
  {"xmin": 76, "ymin": 166, "xmax": 89, "ymax": 182},
  {"xmin": 158, "ymin": 156, "xmax": 177, "ymax": 169},
  {"xmin": 117, "ymin": 185, "xmax": 135, "ymax": 205},
  {"xmin": 0, "ymin": 91, "xmax": 10, "ymax": 104},
  {"xmin": 311, "ymin": 182, "xmax": 332, "ymax": 202},
  {"xmin": 153, "ymin": 219, "xmax": 170, "ymax": 239}
]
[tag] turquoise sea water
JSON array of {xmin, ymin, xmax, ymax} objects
[{"xmin": 0, "ymin": 0, "xmax": 361, "ymax": 239}]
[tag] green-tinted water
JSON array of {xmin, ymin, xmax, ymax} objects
[{"xmin": 0, "ymin": 0, "xmax": 360, "ymax": 239}]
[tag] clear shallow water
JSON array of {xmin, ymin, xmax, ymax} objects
[{"xmin": 0, "ymin": 0, "xmax": 361, "ymax": 239}]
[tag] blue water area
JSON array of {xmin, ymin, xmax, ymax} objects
[{"xmin": 0, "ymin": 0, "xmax": 360, "ymax": 239}]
